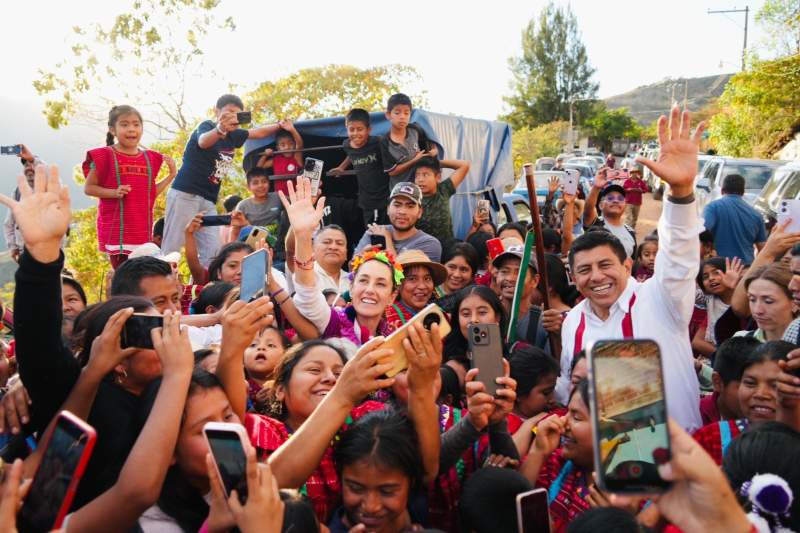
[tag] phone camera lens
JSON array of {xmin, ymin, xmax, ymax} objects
[
  {"xmin": 422, "ymin": 314, "xmax": 440, "ymax": 330},
  {"xmin": 473, "ymin": 335, "xmax": 481, "ymax": 344},
  {"xmin": 473, "ymin": 327, "xmax": 480, "ymax": 334}
]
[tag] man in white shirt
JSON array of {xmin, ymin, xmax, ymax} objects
[
  {"xmin": 556, "ymin": 106, "xmax": 705, "ymax": 431},
  {"xmin": 310, "ymin": 225, "xmax": 349, "ymax": 294},
  {"xmin": 583, "ymin": 180, "xmax": 637, "ymax": 258}
]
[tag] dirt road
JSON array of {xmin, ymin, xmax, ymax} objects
[{"xmin": 635, "ymin": 193, "xmax": 661, "ymax": 240}]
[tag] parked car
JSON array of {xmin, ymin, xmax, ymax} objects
[
  {"xmin": 567, "ymin": 157, "xmax": 600, "ymax": 173},
  {"xmin": 499, "ymin": 193, "xmax": 532, "ymax": 225},
  {"xmin": 753, "ymin": 160, "xmax": 800, "ymax": 229},
  {"xmin": 535, "ymin": 157, "xmax": 556, "ymax": 171},
  {"xmin": 510, "ymin": 169, "xmax": 590, "ymax": 209},
  {"xmin": 695, "ymin": 157, "xmax": 787, "ymax": 211}
]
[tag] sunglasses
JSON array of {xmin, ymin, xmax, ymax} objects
[{"xmin": 604, "ymin": 194, "xmax": 626, "ymax": 203}]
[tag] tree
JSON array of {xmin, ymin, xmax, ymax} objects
[
  {"xmin": 245, "ymin": 65, "xmax": 427, "ymax": 122},
  {"xmin": 709, "ymin": 54, "xmax": 800, "ymax": 157},
  {"xmin": 756, "ymin": 0, "xmax": 800, "ymax": 56},
  {"xmin": 32, "ymin": 0, "xmax": 234, "ymax": 136},
  {"xmin": 511, "ymin": 121, "xmax": 569, "ymax": 172},
  {"xmin": 584, "ymin": 105, "xmax": 642, "ymax": 153},
  {"xmin": 502, "ymin": 2, "xmax": 598, "ymax": 129}
]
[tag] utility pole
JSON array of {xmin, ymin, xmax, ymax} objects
[{"xmin": 708, "ymin": 6, "xmax": 749, "ymax": 70}]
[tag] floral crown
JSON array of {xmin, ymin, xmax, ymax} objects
[{"xmin": 349, "ymin": 247, "xmax": 404, "ymax": 285}]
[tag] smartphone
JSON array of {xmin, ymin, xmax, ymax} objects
[
  {"xmin": 560, "ymin": 169, "xmax": 579, "ymax": 196},
  {"xmin": 516, "ymin": 488, "xmax": 550, "ymax": 533},
  {"xmin": 203, "ymin": 422, "xmax": 249, "ymax": 503},
  {"xmin": 589, "ymin": 339, "xmax": 671, "ymax": 493},
  {"xmin": 122, "ymin": 313, "xmax": 164, "ymax": 349},
  {"xmin": 486, "ymin": 237, "xmax": 504, "ymax": 260},
  {"xmin": 236, "ymin": 111, "xmax": 252, "ymax": 125},
  {"xmin": 17, "ymin": 411, "xmax": 97, "ymax": 531},
  {"xmin": 370, "ymin": 234, "xmax": 387, "ymax": 249},
  {"xmin": 477, "ymin": 199, "xmax": 491, "ymax": 216},
  {"xmin": 778, "ymin": 199, "xmax": 800, "ymax": 234},
  {"xmin": 201, "ymin": 214, "xmax": 233, "ymax": 227},
  {"xmin": 302, "ymin": 158, "xmax": 324, "ymax": 196},
  {"xmin": 1, "ymin": 145, "xmax": 21, "ymax": 156},
  {"xmin": 380, "ymin": 303, "xmax": 451, "ymax": 377},
  {"xmin": 239, "ymin": 249, "xmax": 268, "ymax": 302},
  {"xmin": 467, "ymin": 323, "xmax": 505, "ymax": 396}
]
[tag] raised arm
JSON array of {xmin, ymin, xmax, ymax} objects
[
  {"xmin": 248, "ymin": 122, "xmax": 283, "ymax": 140},
  {"xmin": 199, "ymin": 112, "xmax": 238, "ymax": 150},
  {"xmin": 66, "ymin": 312, "xmax": 194, "ymax": 533},
  {"xmin": 155, "ymin": 155, "xmax": 177, "ymax": 195},
  {"xmin": 583, "ymin": 168, "xmax": 607, "ymax": 227},
  {"xmin": 281, "ymin": 120, "xmax": 304, "ymax": 166},
  {"xmin": 267, "ymin": 274, "xmax": 318, "ymax": 341},
  {"xmin": 184, "ymin": 213, "xmax": 208, "ymax": 284},
  {"xmin": 637, "ymin": 106, "xmax": 706, "ymax": 323},
  {"xmin": 561, "ymin": 190, "xmax": 577, "ymax": 256},
  {"xmin": 328, "ymin": 156, "xmax": 352, "ymax": 177},
  {"xmin": 440, "ymin": 159, "xmax": 470, "ymax": 189},
  {"xmin": 268, "ymin": 338, "xmax": 395, "ymax": 488}
]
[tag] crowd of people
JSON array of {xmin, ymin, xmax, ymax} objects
[{"xmin": 0, "ymin": 92, "xmax": 798, "ymax": 533}]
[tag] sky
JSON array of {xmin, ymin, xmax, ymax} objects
[{"xmin": 0, "ymin": 0, "xmax": 772, "ymax": 218}]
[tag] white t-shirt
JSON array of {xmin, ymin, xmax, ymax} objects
[{"xmin": 603, "ymin": 220, "xmax": 636, "ymax": 258}]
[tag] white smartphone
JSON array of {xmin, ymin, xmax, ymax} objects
[
  {"xmin": 777, "ymin": 199, "xmax": 800, "ymax": 234},
  {"xmin": 560, "ymin": 169, "xmax": 579, "ymax": 196},
  {"xmin": 380, "ymin": 303, "xmax": 451, "ymax": 377},
  {"xmin": 303, "ymin": 157, "xmax": 324, "ymax": 196},
  {"xmin": 203, "ymin": 422, "xmax": 249, "ymax": 502},
  {"xmin": 516, "ymin": 488, "xmax": 550, "ymax": 533}
]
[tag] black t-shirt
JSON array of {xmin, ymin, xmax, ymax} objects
[
  {"xmin": 342, "ymin": 136, "xmax": 389, "ymax": 209},
  {"xmin": 171, "ymin": 120, "xmax": 249, "ymax": 203}
]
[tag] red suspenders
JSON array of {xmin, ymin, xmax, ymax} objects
[{"xmin": 574, "ymin": 293, "xmax": 637, "ymax": 356}]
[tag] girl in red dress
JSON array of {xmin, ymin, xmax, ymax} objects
[{"xmin": 83, "ymin": 105, "xmax": 176, "ymax": 268}]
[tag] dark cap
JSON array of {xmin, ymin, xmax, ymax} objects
[
  {"xmin": 389, "ymin": 182, "xmax": 423, "ymax": 206},
  {"xmin": 491, "ymin": 244, "xmax": 538, "ymax": 273},
  {"xmin": 600, "ymin": 184, "xmax": 626, "ymax": 201}
]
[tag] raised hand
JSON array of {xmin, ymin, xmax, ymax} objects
[
  {"xmin": 636, "ymin": 105, "xmax": 705, "ymax": 197},
  {"xmin": 531, "ymin": 415, "xmax": 566, "ymax": 457},
  {"xmin": 333, "ymin": 336, "xmax": 396, "ymax": 406},
  {"xmin": 164, "ymin": 155, "xmax": 177, "ymax": 176},
  {"xmin": 592, "ymin": 167, "xmax": 609, "ymax": 190},
  {"xmin": 465, "ymin": 368, "xmax": 495, "ymax": 431},
  {"xmin": 720, "ymin": 257, "xmax": 744, "ymax": 290},
  {"xmin": 86, "ymin": 307, "xmax": 138, "ymax": 378},
  {"xmin": 0, "ymin": 164, "xmax": 71, "ymax": 263},
  {"xmin": 152, "ymin": 310, "xmax": 193, "ymax": 375},
  {"xmin": 228, "ymin": 445, "xmax": 285, "ymax": 533},
  {"xmin": 547, "ymin": 175, "xmax": 559, "ymax": 195},
  {"xmin": 185, "ymin": 213, "xmax": 204, "ymax": 235},
  {"xmin": 277, "ymin": 177, "xmax": 326, "ymax": 237},
  {"xmin": 404, "ymin": 322, "xmax": 443, "ymax": 395},
  {"xmin": 488, "ymin": 359, "xmax": 517, "ymax": 425},
  {"xmin": 762, "ymin": 218, "xmax": 800, "ymax": 260},
  {"xmin": 221, "ymin": 297, "xmax": 274, "ymax": 358}
]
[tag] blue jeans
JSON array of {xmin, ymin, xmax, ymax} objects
[{"xmin": 162, "ymin": 188, "xmax": 221, "ymax": 268}]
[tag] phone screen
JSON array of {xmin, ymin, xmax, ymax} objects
[
  {"xmin": 236, "ymin": 111, "xmax": 252, "ymax": 125},
  {"xmin": 206, "ymin": 429, "xmax": 248, "ymax": 502},
  {"xmin": 516, "ymin": 488, "xmax": 550, "ymax": 533},
  {"xmin": 590, "ymin": 340, "xmax": 671, "ymax": 493},
  {"xmin": 122, "ymin": 314, "xmax": 163, "ymax": 349},
  {"xmin": 18, "ymin": 417, "xmax": 93, "ymax": 531},
  {"xmin": 240, "ymin": 249, "xmax": 267, "ymax": 302},
  {"xmin": 201, "ymin": 214, "xmax": 233, "ymax": 227},
  {"xmin": 369, "ymin": 234, "xmax": 387, "ymax": 249}
]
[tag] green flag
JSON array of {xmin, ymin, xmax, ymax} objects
[{"xmin": 506, "ymin": 231, "xmax": 535, "ymax": 345}]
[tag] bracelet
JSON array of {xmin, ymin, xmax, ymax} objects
[
  {"xmin": 667, "ymin": 192, "xmax": 695, "ymax": 204},
  {"xmin": 270, "ymin": 288, "xmax": 286, "ymax": 300},
  {"xmin": 294, "ymin": 256, "xmax": 315, "ymax": 270},
  {"xmin": 278, "ymin": 295, "xmax": 291, "ymax": 306},
  {"xmin": 215, "ymin": 124, "xmax": 226, "ymax": 136}
]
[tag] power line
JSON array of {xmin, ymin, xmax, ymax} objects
[{"xmin": 707, "ymin": 6, "xmax": 750, "ymax": 71}]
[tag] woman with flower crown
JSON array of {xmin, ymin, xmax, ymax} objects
[{"xmin": 280, "ymin": 177, "xmax": 405, "ymax": 345}]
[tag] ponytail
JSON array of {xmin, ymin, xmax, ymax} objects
[{"xmin": 107, "ymin": 104, "xmax": 143, "ymax": 147}]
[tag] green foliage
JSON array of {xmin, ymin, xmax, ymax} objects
[
  {"xmin": 246, "ymin": 65, "xmax": 427, "ymax": 123},
  {"xmin": 502, "ymin": 1, "xmax": 597, "ymax": 129},
  {"xmin": 33, "ymin": 0, "xmax": 234, "ymax": 133},
  {"xmin": 584, "ymin": 105, "xmax": 642, "ymax": 152},
  {"xmin": 65, "ymin": 205, "xmax": 111, "ymax": 303},
  {"xmin": 708, "ymin": 54, "xmax": 800, "ymax": 157},
  {"xmin": 511, "ymin": 121, "xmax": 569, "ymax": 171},
  {"xmin": 756, "ymin": 0, "xmax": 800, "ymax": 56}
]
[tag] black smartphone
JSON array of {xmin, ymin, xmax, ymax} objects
[
  {"xmin": 516, "ymin": 488, "xmax": 550, "ymax": 533},
  {"xmin": 203, "ymin": 423, "xmax": 248, "ymax": 504},
  {"xmin": 589, "ymin": 339, "xmax": 671, "ymax": 493},
  {"xmin": 467, "ymin": 323, "xmax": 505, "ymax": 396},
  {"xmin": 1, "ymin": 145, "xmax": 22, "ymax": 155},
  {"xmin": 369, "ymin": 234, "xmax": 387, "ymax": 249},
  {"xmin": 18, "ymin": 411, "xmax": 97, "ymax": 531},
  {"xmin": 239, "ymin": 249, "xmax": 268, "ymax": 302},
  {"xmin": 121, "ymin": 314, "xmax": 164, "ymax": 349},
  {"xmin": 236, "ymin": 111, "xmax": 252, "ymax": 125},
  {"xmin": 201, "ymin": 214, "xmax": 233, "ymax": 227}
]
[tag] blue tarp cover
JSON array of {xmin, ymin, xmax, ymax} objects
[{"xmin": 243, "ymin": 109, "xmax": 513, "ymax": 239}]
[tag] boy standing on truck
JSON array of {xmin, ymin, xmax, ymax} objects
[
  {"xmin": 255, "ymin": 119, "xmax": 304, "ymax": 196},
  {"xmin": 413, "ymin": 156, "xmax": 470, "ymax": 250},
  {"xmin": 380, "ymin": 93, "xmax": 437, "ymax": 188},
  {"xmin": 330, "ymin": 108, "xmax": 391, "ymax": 226}
]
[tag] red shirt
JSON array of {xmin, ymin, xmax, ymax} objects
[
  {"xmin": 692, "ymin": 418, "xmax": 749, "ymax": 465},
  {"xmin": 244, "ymin": 401, "xmax": 384, "ymax": 523},
  {"xmin": 536, "ymin": 448, "xmax": 591, "ymax": 533},
  {"xmin": 699, "ymin": 392, "xmax": 721, "ymax": 426},
  {"xmin": 271, "ymin": 154, "xmax": 300, "ymax": 196},
  {"xmin": 623, "ymin": 178, "xmax": 648, "ymax": 206}
]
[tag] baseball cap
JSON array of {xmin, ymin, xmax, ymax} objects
[
  {"xmin": 491, "ymin": 244, "xmax": 538, "ymax": 273},
  {"xmin": 600, "ymin": 184, "xmax": 626, "ymax": 200},
  {"xmin": 128, "ymin": 242, "xmax": 181, "ymax": 265},
  {"xmin": 389, "ymin": 182, "xmax": 422, "ymax": 206}
]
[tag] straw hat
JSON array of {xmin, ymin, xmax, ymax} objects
[
  {"xmin": 556, "ymin": 198, "xmax": 585, "ymax": 217},
  {"xmin": 396, "ymin": 249, "xmax": 447, "ymax": 286}
]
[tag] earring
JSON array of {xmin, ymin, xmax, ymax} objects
[
  {"xmin": 116, "ymin": 369, "xmax": 128, "ymax": 385},
  {"xmin": 269, "ymin": 399, "xmax": 283, "ymax": 417}
]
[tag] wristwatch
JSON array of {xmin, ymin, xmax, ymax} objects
[{"xmin": 215, "ymin": 124, "xmax": 226, "ymax": 136}]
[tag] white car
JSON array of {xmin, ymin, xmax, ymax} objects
[{"xmin": 695, "ymin": 157, "xmax": 787, "ymax": 211}]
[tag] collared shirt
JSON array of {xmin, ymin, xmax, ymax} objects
[
  {"xmin": 312, "ymin": 261, "xmax": 349, "ymax": 294},
  {"xmin": 557, "ymin": 200, "xmax": 703, "ymax": 432}
]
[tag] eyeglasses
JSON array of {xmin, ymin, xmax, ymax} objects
[{"xmin": 604, "ymin": 194, "xmax": 626, "ymax": 203}]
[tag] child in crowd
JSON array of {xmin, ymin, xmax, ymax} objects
[
  {"xmin": 244, "ymin": 326, "xmax": 290, "ymax": 409},
  {"xmin": 234, "ymin": 167, "xmax": 283, "ymax": 233},
  {"xmin": 83, "ymin": 105, "xmax": 176, "ymax": 268},
  {"xmin": 693, "ymin": 340, "xmax": 792, "ymax": 464},
  {"xmin": 632, "ymin": 235, "xmax": 658, "ymax": 281},
  {"xmin": 380, "ymin": 93, "xmax": 437, "ymax": 188},
  {"xmin": 256, "ymin": 119, "xmax": 304, "ymax": 196},
  {"xmin": 698, "ymin": 336, "xmax": 760, "ymax": 425},
  {"xmin": 622, "ymin": 167, "xmax": 648, "ymax": 229},
  {"xmin": 331, "ymin": 108, "xmax": 390, "ymax": 227},
  {"xmin": 692, "ymin": 257, "xmax": 744, "ymax": 357},
  {"xmin": 413, "ymin": 156, "xmax": 471, "ymax": 249}
]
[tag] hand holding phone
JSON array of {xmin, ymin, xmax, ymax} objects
[
  {"xmin": 380, "ymin": 304, "xmax": 451, "ymax": 377},
  {"xmin": 302, "ymin": 158, "xmax": 324, "ymax": 196},
  {"xmin": 122, "ymin": 314, "xmax": 164, "ymax": 349},
  {"xmin": 0, "ymin": 145, "xmax": 22, "ymax": 156},
  {"xmin": 204, "ymin": 422, "xmax": 249, "ymax": 504},
  {"xmin": 560, "ymin": 170, "xmax": 579, "ymax": 196},
  {"xmin": 777, "ymin": 199, "xmax": 800, "ymax": 234},
  {"xmin": 486, "ymin": 237, "xmax": 504, "ymax": 260},
  {"xmin": 516, "ymin": 488, "xmax": 550, "ymax": 533},
  {"xmin": 239, "ymin": 249, "xmax": 268, "ymax": 302},
  {"xmin": 369, "ymin": 234, "xmax": 387, "ymax": 249},
  {"xmin": 467, "ymin": 323, "xmax": 505, "ymax": 396},
  {"xmin": 236, "ymin": 111, "xmax": 252, "ymax": 125},
  {"xmin": 201, "ymin": 214, "xmax": 233, "ymax": 227}
]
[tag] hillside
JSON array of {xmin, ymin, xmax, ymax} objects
[{"xmin": 604, "ymin": 73, "xmax": 733, "ymax": 125}]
